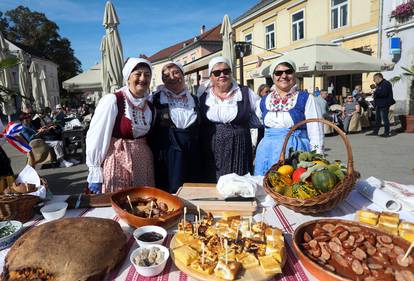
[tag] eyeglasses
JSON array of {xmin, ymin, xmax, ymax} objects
[
  {"xmin": 211, "ymin": 68, "xmax": 231, "ymax": 77},
  {"xmin": 273, "ymin": 69, "xmax": 294, "ymax": 76}
]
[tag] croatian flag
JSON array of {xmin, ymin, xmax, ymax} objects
[{"xmin": 0, "ymin": 122, "xmax": 32, "ymax": 154}]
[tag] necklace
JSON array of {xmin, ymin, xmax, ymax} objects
[{"xmin": 124, "ymin": 93, "xmax": 147, "ymax": 126}]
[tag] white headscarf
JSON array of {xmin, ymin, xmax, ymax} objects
[
  {"xmin": 162, "ymin": 61, "xmax": 184, "ymax": 75},
  {"xmin": 269, "ymin": 58, "xmax": 297, "ymax": 75},
  {"xmin": 122, "ymin": 57, "xmax": 152, "ymax": 85},
  {"xmin": 208, "ymin": 56, "xmax": 231, "ymax": 76}
]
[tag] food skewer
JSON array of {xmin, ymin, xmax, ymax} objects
[
  {"xmin": 249, "ymin": 216, "xmax": 252, "ymax": 233},
  {"xmin": 402, "ymin": 241, "xmax": 414, "ymax": 261},
  {"xmin": 126, "ymin": 195, "xmax": 134, "ymax": 211},
  {"xmin": 148, "ymin": 201, "xmax": 154, "ymax": 218},
  {"xmin": 183, "ymin": 207, "xmax": 187, "ymax": 232},
  {"xmin": 224, "ymin": 239, "xmax": 228, "ymax": 265},
  {"xmin": 197, "ymin": 205, "xmax": 201, "ymax": 221},
  {"xmin": 261, "ymin": 208, "xmax": 266, "ymax": 227},
  {"xmin": 201, "ymin": 242, "xmax": 205, "ymax": 265}
]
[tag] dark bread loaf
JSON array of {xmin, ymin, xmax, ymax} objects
[{"xmin": 1, "ymin": 217, "xmax": 127, "ymax": 281}]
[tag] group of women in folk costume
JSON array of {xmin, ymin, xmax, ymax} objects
[{"xmin": 85, "ymin": 56, "xmax": 323, "ymax": 194}]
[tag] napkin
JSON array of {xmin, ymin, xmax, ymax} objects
[
  {"xmin": 15, "ymin": 165, "xmax": 47, "ymax": 199},
  {"xmin": 355, "ymin": 176, "xmax": 414, "ymax": 212},
  {"xmin": 216, "ymin": 173, "xmax": 259, "ymax": 198}
]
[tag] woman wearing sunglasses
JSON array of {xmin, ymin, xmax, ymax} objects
[
  {"xmin": 254, "ymin": 58, "xmax": 324, "ymax": 176},
  {"xmin": 199, "ymin": 56, "xmax": 259, "ymax": 182}
]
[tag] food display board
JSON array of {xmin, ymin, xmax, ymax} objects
[
  {"xmin": 170, "ymin": 234, "xmax": 286, "ymax": 281},
  {"xmin": 176, "ymin": 183, "xmax": 257, "ymax": 216}
]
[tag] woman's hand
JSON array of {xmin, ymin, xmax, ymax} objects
[{"xmin": 88, "ymin": 183, "xmax": 102, "ymax": 194}]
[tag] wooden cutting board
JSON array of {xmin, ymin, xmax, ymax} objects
[
  {"xmin": 176, "ymin": 183, "xmax": 257, "ymax": 216},
  {"xmin": 66, "ymin": 193, "xmax": 113, "ymax": 209}
]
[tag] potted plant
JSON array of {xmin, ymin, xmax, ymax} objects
[
  {"xmin": 390, "ymin": 0, "xmax": 414, "ymax": 23},
  {"xmin": 390, "ymin": 65, "xmax": 414, "ymax": 133}
]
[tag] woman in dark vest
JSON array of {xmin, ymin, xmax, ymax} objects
[
  {"xmin": 86, "ymin": 58, "xmax": 155, "ymax": 193},
  {"xmin": 199, "ymin": 56, "xmax": 259, "ymax": 182},
  {"xmin": 149, "ymin": 62, "xmax": 200, "ymax": 193},
  {"xmin": 254, "ymin": 58, "xmax": 324, "ymax": 176}
]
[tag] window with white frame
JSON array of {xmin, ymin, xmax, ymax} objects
[
  {"xmin": 292, "ymin": 11, "xmax": 304, "ymax": 41},
  {"xmin": 331, "ymin": 0, "xmax": 348, "ymax": 29},
  {"xmin": 245, "ymin": 33, "xmax": 252, "ymax": 44},
  {"xmin": 265, "ymin": 24, "xmax": 275, "ymax": 49}
]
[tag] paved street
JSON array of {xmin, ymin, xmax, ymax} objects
[{"xmin": 3, "ymin": 125, "xmax": 413, "ymax": 195}]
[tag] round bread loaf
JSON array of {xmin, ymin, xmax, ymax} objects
[{"xmin": 1, "ymin": 217, "xmax": 127, "ymax": 281}]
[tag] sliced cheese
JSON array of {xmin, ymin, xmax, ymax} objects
[
  {"xmin": 258, "ymin": 255, "xmax": 282, "ymax": 275},
  {"xmin": 173, "ymin": 245, "xmax": 199, "ymax": 266}
]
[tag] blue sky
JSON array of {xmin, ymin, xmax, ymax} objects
[{"xmin": 0, "ymin": 0, "xmax": 258, "ymax": 71}]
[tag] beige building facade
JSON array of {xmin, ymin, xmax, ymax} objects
[{"xmin": 233, "ymin": 0, "xmax": 380, "ymax": 96}]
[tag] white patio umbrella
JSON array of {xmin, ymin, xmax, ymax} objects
[
  {"xmin": 39, "ymin": 69, "xmax": 50, "ymax": 107},
  {"xmin": 254, "ymin": 38, "xmax": 393, "ymax": 78},
  {"xmin": 29, "ymin": 61, "xmax": 42, "ymax": 110},
  {"xmin": 0, "ymin": 31, "xmax": 15, "ymax": 119},
  {"xmin": 100, "ymin": 1, "xmax": 123, "ymax": 95},
  {"xmin": 18, "ymin": 50, "xmax": 31, "ymax": 111},
  {"xmin": 220, "ymin": 14, "xmax": 236, "ymax": 76}
]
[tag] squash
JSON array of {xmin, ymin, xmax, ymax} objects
[
  {"xmin": 311, "ymin": 169, "xmax": 338, "ymax": 193},
  {"xmin": 293, "ymin": 182, "xmax": 320, "ymax": 199},
  {"xmin": 268, "ymin": 171, "xmax": 292, "ymax": 193}
]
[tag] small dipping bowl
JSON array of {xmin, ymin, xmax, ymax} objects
[
  {"xmin": 133, "ymin": 225, "xmax": 167, "ymax": 247},
  {"xmin": 130, "ymin": 244, "xmax": 169, "ymax": 277},
  {"xmin": 0, "ymin": 221, "xmax": 23, "ymax": 250},
  {"xmin": 40, "ymin": 202, "xmax": 68, "ymax": 221}
]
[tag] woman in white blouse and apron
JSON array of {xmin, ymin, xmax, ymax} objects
[
  {"xmin": 254, "ymin": 58, "xmax": 324, "ymax": 176},
  {"xmin": 86, "ymin": 58, "xmax": 155, "ymax": 193},
  {"xmin": 199, "ymin": 56, "xmax": 259, "ymax": 182},
  {"xmin": 149, "ymin": 62, "xmax": 200, "ymax": 194}
]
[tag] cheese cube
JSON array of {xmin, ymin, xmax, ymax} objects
[{"xmin": 258, "ymin": 255, "xmax": 282, "ymax": 275}]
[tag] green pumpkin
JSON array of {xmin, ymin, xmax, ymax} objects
[{"xmin": 311, "ymin": 169, "xmax": 338, "ymax": 193}]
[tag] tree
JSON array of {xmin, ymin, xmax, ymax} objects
[{"xmin": 0, "ymin": 6, "xmax": 82, "ymax": 90}]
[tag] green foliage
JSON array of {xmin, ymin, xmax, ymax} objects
[
  {"xmin": 0, "ymin": 6, "xmax": 82, "ymax": 90},
  {"xmin": 0, "ymin": 57, "xmax": 19, "ymax": 70}
]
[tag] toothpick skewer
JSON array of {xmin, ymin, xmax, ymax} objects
[
  {"xmin": 127, "ymin": 195, "xmax": 134, "ymax": 211},
  {"xmin": 261, "ymin": 208, "xmax": 266, "ymax": 227},
  {"xmin": 403, "ymin": 241, "xmax": 414, "ymax": 261},
  {"xmin": 195, "ymin": 215, "xmax": 198, "ymax": 235},
  {"xmin": 197, "ymin": 205, "xmax": 201, "ymax": 221},
  {"xmin": 224, "ymin": 239, "xmax": 228, "ymax": 265},
  {"xmin": 201, "ymin": 242, "xmax": 205, "ymax": 265},
  {"xmin": 249, "ymin": 216, "xmax": 252, "ymax": 233},
  {"xmin": 272, "ymin": 228, "xmax": 275, "ymax": 248},
  {"xmin": 149, "ymin": 200, "xmax": 154, "ymax": 218},
  {"xmin": 183, "ymin": 207, "xmax": 187, "ymax": 232}
]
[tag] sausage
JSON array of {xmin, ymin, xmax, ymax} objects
[
  {"xmin": 394, "ymin": 246, "xmax": 405, "ymax": 256},
  {"xmin": 303, "ymin": 231, "xmax": 312, "ymax": 242},
  {"xmin": 338, "ymin": 230, "xmax": 350, "ymax": 241},
  {"xmin": 332, "ymin": 237, "xmax": 342, "ymax": 246},
  {"xmin": 324, "ymin": 264, "xmax": 335, "ymax": 272},
  {"xmin": 377, "ymin": 235, "xmax": 392, "ymax": 244},
  {"xmin": 367, "ymin": 263, "xmax": 383, "ymax": 270},
  {"xmin": 395, "ymin": 270, "xmax": 414, "ymax": 281},
  {"xmin": 397, "ymin": 254, "xmax": 412, "ymax": 267},
  {"xmin": 343, "ymin": 235, "xmax": 355, "ymax": 249},
  {"xmin": 351, "ymin": 259, "xmax": 364, "ymax": 275},
  {"xmin": 355, "ymin": 233, "xmax": 365, "ymax": 244},
  {"xmin": 352, "ymin": 247, "xmax": 367, "ymax": 261},
  {"xmin": 312, "ymin": 226, "xmax": 326, "ymax": 237},
  {"xmin": 322, "ymin": 223, "xmax": 335, "ymax": 233},
  {"xmin": 332, "ymin": 225, "xmax": 347, "ymax": 236},
  {"xmin": 319, "ymin": 242, "xmax": 331, "ymax": 261},
  {"xmin": 332, "ymin": 252, "xmax": 349, "ymax": 268},
  {"xmin": 349, "ymin": 226, "xmax": 361, "ymax": 233},
  {"xmin": 314, "ymin": 235, "xmax": 330, "ymax": 242},
  {"xmin": 328, "ymin": 241, "xmax": 342, "ymax": 253},
  {"xmin": 309, "ymin": 239, "xmax": 318, "ymax": 249}
]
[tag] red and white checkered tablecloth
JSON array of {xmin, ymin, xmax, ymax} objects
[{"xmin": 2, "ymin": 190, "xmax": 413, "ymax": 281}]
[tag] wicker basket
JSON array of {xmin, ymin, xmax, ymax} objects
[
  {"xmin": 0, "ymin": 194, "xmax": 41, "ymax": 222},
  {"xmin": 263, "ymin": 118, "xmax": 359, "ymax": 214}
]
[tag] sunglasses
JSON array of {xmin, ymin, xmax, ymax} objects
[
  {"xmin": 273, "ymin": 69, "xmax": 295, "ymax": 76},
  {"xmin": 211, "ymin": 68, "xmax": 231, "ymax": 77}
]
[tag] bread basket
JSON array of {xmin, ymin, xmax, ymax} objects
[{"xmin": 263, "ymin": 118, "xmax": 359, "ymax": 214}]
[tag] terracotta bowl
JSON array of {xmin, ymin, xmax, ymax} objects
[
  {"xmin": 111, "ymin": 186, "xmax": 184, "ymax": 229},
  {"xmin": 292, "ymin": 219, "xmax": 413, "ymax": 281}
]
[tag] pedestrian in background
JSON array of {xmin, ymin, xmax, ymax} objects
[{"xmin": 367, "ymin": 73, "xmax": 395, "ymax": 138}]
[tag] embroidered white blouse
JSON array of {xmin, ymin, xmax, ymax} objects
[
  {"xmin": 204, "ymin": 81, "xmax": 259, "ymax": 123},
  {"xmin": 255, "ymin": 90, "xmax": 324, "ymax": 154},
  {"xmin": 150, "ymin": 86, "xmax": 197, "ymax": 129},
  {"xmin": 86, "ymin": 86, "xmax": 152, "ymax": 183}
]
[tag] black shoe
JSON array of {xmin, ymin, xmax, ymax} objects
[
  {"xmin": 366, "ymin": 132, "xmax": 378, "ymax": 136},
  {"xmin": 380, "ymin": 133, "xmax": 390, "ymax": 138}
]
